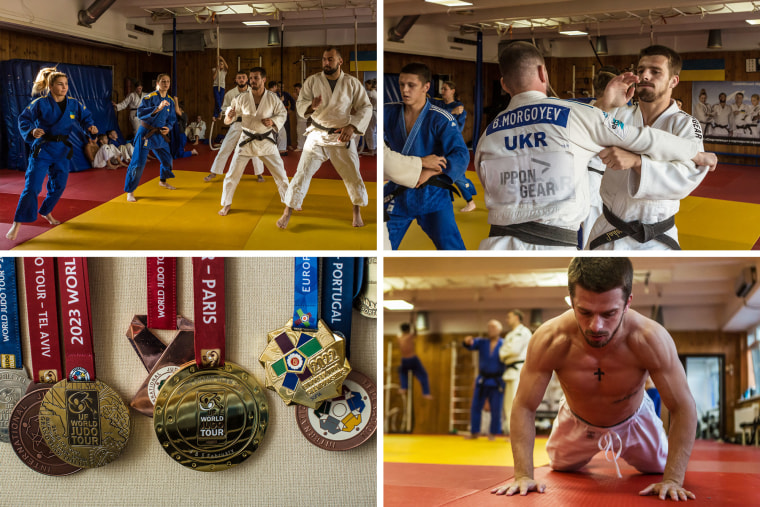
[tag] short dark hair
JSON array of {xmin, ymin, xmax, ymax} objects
[
  {"xmin": 106, "ymin": 129, "xmax": 117, "ymax": 136},
  {"xmin": 400, "ymin": 323, "xmax": 411, "ymax": 333},
  {"xmin": 594, "ymin": 71, "xmax": 618, "ymax": 94},
  {"xmin": 508, "ymin": 309, "xmax": 524, "ymax": 323},
  {"xmin": 236, "ymin": 70, "xmax": 247, "ymax": 77},
  {"xmin": 498, "ymin": 41, "xmax": 545, "ymax": 91},
  {"xmin": 568, "ymin": 258, "xmax": 633, "ymax": 303},
  {"xmin": 294, "ymin": 83, "xmax": 301, "ymax": 88},
  {"xmin": 400, "ymin": 62, "xmax": 431, "ymax": 85},
  {"xmin": 325, "ymin": 46, "xmax": 342, "ymax": 59},
  {"xmin": 249, "ymin": 67, "xmax": 266, "ymax": 78},
  {"xmin": 267, "ymin": 81, "xmax": 277, "ymax": 89},
  {"xmin": 639, "ymin": 45, "xmax": 682, "ymax": 76}
]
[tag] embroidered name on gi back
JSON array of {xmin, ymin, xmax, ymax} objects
[{"xmin": 486, "ymin": 103, "xmax": 570, "ymax": 135}]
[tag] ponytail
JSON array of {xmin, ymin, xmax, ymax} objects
[{"xmin": 32, "ymin": 67, "xmax": 67, "ymax": 96}]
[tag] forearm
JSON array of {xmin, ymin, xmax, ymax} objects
[
  {"xmin": 510, "ymin": 404, "xmax": 537, "ymax": 479},
  {"xmin": 662, "ymin": 407, "xmax": 696, "ymax": 486}
]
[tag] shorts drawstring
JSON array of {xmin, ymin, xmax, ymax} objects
[{"xmin": 598, "ymin": 430, "xmax": 623, "ymax": 478}]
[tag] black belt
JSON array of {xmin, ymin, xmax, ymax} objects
[
  {"xmin": 504, "ymin": 360, "xmax": 525, "ymax": 370},
  {"xmin": 383, "ymin": 177, "xmax": 461, "ymax": 221},
  {"xmin": 32, "ymin": 134, "xmax": 73, "ymax": 159},
  {"xmin": 588, "ymin": 204, "xmax": 680, "ymax": 250},
  {"xmin": 238, "ymin": 129, "xmax": 275, "ymax": 147},
  {"xmin": 235, "ymin": 117, "xmax": 242, "ymax": 123},
  {"xmin": 588, "ymin": 166, "xmax": 604, "ymax": 176},
  {"xmin": 311, "ymin": 120, "xmax": 341, "ymax": 134},
  {"xmin": 141, "ymin": 121, "xmax": 170, "ymax": 143},
  {"xmin": 489, "ymin": 222, "xmax": 578, "ymax": 247}
]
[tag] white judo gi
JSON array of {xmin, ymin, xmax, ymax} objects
[
  {"xmin": 365, "ymin": 88, "xmax": 378, "ymax": 152},
  {"xmin": 284, "ymin": 70, "xmax": 372, "ymax": 210},
  {"xmin": 115, "ymin": 91, "xmax": 144, "ymax": 136},
  {"xmin": 692, "ymin": 100, "xmax": 712, "ymax": 135},
  {"xmin": 383, "ymin": 146, "xmax": 423, "ymax": 249},
  {"xmin": 711, "ymin": 103, "xmax": 732, "ymax": 136},
  {"xmin": 209, "ymin": 86, "xmax": 263, "ymax": 177},
  {"xmin": 475, "ymin": 90, "xmax": 701, "ymax": 250},
  {"xmin": 731, "ymin": 102, "xmax": 752, "ymax": 138},
  {"xmin": 499, "ymin": 323, "xmax": 532, "ymax": 434},
  {"xmin": 221, "ymin": 89, "xmax": 289, "ymax": 207},
  {"xmin": 587, "ymin": 101, "xmax": 708, "ymax": 250},
  {"xmin": 93, "ymin": 144, "xmax": 122, "ymax": 168}
]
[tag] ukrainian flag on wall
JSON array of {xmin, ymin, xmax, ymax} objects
[
  {"xmin": 680, "ymin": 59, "xmax": 725, "ymax": 81},
  {"xmin": 350, "ymin": 51, "xmax": 377, "ymax": 72}
]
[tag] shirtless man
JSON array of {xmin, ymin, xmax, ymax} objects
[
  {"xmin": 397, "ymin": 323, "xmax": 433, "ymax": 399},
  {"xmin": 493, "ymin": 257, "xmax": 697, "ymax": 501}
]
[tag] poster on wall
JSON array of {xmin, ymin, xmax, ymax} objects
[{"xmin": 692, "ymin": 81, "xmax": 760, "ymax": 146}]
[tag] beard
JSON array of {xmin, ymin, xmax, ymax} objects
[
  {"xmin": 635, "ymin": 84, "xmax": 663, "ymax": 103},
  {"xmin": 323, "ymin": 65, "xmax": 338, "ymax": 76},
  {"xmin": 580, "ymin": 312, "xmax": 625, "ymax": 349}
]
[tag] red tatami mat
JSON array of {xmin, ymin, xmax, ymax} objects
[{"xmin": 690, "ymin": 162, "xmax": 760, "ymax": 204}]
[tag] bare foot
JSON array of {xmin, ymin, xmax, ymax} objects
[
  {"xmin": 423, "ymin": 394, "xmax": 433, "ymax": 400},
  {"xmin": 256, "ymin": 175, "xmax": 265, "ymax": 183},
  {"xmin": 127, "ymin": 192, "xmax": 137, "ymax": 202},
  {"xmin": 352, "ymin": 205, "xmax": 364, "ymax": 227},
  {"xmin": 159, "ymin": 181, "xmax": 176, "ymax": 190},
  {"xmin": 218, "ymin": 205, "xmax": 231, "ymax": 216},
  {"xmin": 276, "ymin": 207, "xmax": 293, "ymax": 229},
  {"xmin": 193, "ymin": 140, "xmax": 199, "ymax": 146},
  {"xmin": 42, "ymin": 213, "xmax": 60, "ymax": 225},
  {"xmin": 460, "ymin": 201, "xmax": 476, "ymax": 212},
  {"xmin": 5, "ymin": 222, "xmax": 20, "ymax": 240},
  {"xmin": 204, "ymin": 173, "xmax": 217, "ymax": 182},
  {"xmin": 488, "ymin": 434, "xmax": 496, "ymax": 441}
]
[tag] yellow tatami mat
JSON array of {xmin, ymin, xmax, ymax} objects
[
  {"xmin": 384, "ymin": 434, "xmax": 550, "ymax": 468},
  {"xmin": 396, "ymin": 174, "xmax": 760, "ymax": 250},
  {"xmin": 13, "ymin": 170, "xmax": 377, "ymax": 250}
]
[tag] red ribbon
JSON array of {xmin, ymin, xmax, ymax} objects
[
  {"xmin": 56, "ymin": 258, "xmax": 96, "ymax": 381},
  {"xmin": 147, "ymin": 257, "xmax": 177, "ymax": 330},
  {"xmin": 192, "ymin": 257, "xmax": 225, "ymax": 369},
  {"xmin": 23, "ymin": 257, "xmax": 63, "ymax": 384}
]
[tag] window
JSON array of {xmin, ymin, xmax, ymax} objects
[{"xmin": 747, "ymin": 327, "xmax": 759, "ymax": 398}]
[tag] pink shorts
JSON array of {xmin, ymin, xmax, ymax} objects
[{"xmin": 546, "ymin": 394, "xmax": 667, "ymax": 475}]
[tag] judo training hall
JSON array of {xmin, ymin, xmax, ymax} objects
[
  {"xmin": 383, "ymin": 257, "xmax": 760, "ymax": 505},
  {"xmin": 0, "ymin": 1, "xmax": 377, "ymax": 250},
  {"xmin": 384, "ymin": 2, "xmax": 760, "ymax": 251}
]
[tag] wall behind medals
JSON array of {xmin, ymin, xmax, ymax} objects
[{"xmin": 692, "ymin": 81, "xmax": 760, "ymax": 146}]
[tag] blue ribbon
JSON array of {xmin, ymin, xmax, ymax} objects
[
  {"xmin": 320, "ymin": 258, "xmax": 356, "ymax": 358},
  {"xmin": 293, "ymin": 257, "xmax": 318, "ymax": 330},
  {"xmin": 0, "ymin": 258, "xmax": 22, "ymax": 369}
]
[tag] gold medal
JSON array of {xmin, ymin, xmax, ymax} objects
[
  {"xmin": 153, "ymin": 360, "xmax": 268, "ymax": 472},
  {"xmin": 38, "ymin": 379, "xmax": 131, "ymax": 468},
  {"xmin": 259, "ymin": 319, "xmax": 351, "ymax": 409}
]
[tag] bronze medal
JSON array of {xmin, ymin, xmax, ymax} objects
[
  {"xmin": 9, "ymin": 383, "xmax": 81, "ymax": 475},
  {"xmin": 259, "ymin": 319, "xmax": 351, "ymax": 409},
  {"xmin": 38, "ymin": 379, "xmax": 131, "ymax": 468},
  {"xmin": 295, "ymin": 370, "xmax": 377, "ymax": 451},
  {"xmin": 0, "ymin": 368, "xmax": 32, "ymax": 443},
  {"xmin": 153, "ymin": 360, "xmax": 268, "ymax": 472}
]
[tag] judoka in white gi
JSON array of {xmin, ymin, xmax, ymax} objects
[
  {"xmin": 113, "ymin": 82, "xmax": 144, "ymax": 137},
  {"xmin": 710, "ymin": 94, "xmax": 732, "ymax": 137},
  {"xmin": 587, "ymin": 45, "xmax": 710, "ymax": 250},
  {"xmin": 277, "ymin": 46, "xmax": 372, "ymax": 229},
  {"xmin": 204, "ymin": 71, "xmax": 264, "ymax": 183},
  {"xmin": 475, "ymin": 42, "xmax": 717, "ymax": 250},
  {"xmin": 218, "ymin": 67, "xmax": 290, "ymax": 216}
]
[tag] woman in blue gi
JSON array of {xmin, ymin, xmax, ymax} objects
[
  {"xmin": 6, "ymin": 67, "xmax": 97, "ymax": 241},
  {"xmin": 463, "ymin": 320, "xmax": 506, "ymax": 439},
  {"xmin": 431, "ymin": 81, "xmax": 478, "ymax": 213},
  {"xmin": 123, "ymin": 73, "xmax": 177, "ymax": 202}
]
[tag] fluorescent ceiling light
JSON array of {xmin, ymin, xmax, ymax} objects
[
  {"xmin": 746, "ymin": 19, "xmax": 760, "ymax": 25},
  {"xmin": 425, "ymin": 0, "xmax": 473, "ymax": 7},
  {"xmin": 384, "ymin": 300, "xmax": 415, "ymax": 311},
  {"xmin": 243, "ymin": 21, "xmax": 269, "ymax": 26},
  {"xmin": 559, "ymin": 30, "xmax": 588, "ymax": 36}
]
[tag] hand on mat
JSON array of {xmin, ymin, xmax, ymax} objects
[
  {"xmin": 337, "ymin": 124, "xmax": 356, "ymax": 143},
  {"xmin": 160, "ymin": 127, "xmax": 170, "ymax": 135},
  {"xmin": 491, "ymin": 477, "xmax": 546, "ymax": 496},
  {"xmin": 691, "ymin": 152, "xmax": 718, "ymax": 172},
  {"xmin": 639, "ymin": 480, "xmax": 695, "ymax": 501},
  {"xmin": 598, "ymin": 147, "xmax": 640, "ymax": 172},
  {"xmin": 32, "ymin": 128, "xmax": 45, "ymax": 138}
]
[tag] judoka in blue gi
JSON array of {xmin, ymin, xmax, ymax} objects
[
  {"xmin": 384, "ymin": 63, "xmax": 470, "ymax": 250},
  {"xmin": 431, "ymin": 80, "xmax": 477, "ymax": 213},
  {"xmin": 6, "ymin": 67, "xmax": 97, "ymax": 241},
  {"xmin": 463, "ymin": 320, "xmax": 506, "ymax": 438},
  {"xmin": 124, "ymin": 73, "xmax": 177, "ymax": 202}
]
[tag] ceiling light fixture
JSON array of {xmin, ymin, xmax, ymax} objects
[
  {"xmin": 243, "ymin": 20, "xmax": 269, "ymax": 26},
  {"xmin": 424, "ymin": 0, "xmax": 473, "ymax": 7},
  {"xmin": 384, "ymin": 300, "xmax": 415, "ymax": 311}
]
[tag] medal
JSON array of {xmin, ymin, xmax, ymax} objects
[
  {"xmin": 9, "ymin": 257, "xmax": 80, "ymax": 475},
  {"xmin": 355, "ymin": 257, "xmax": 377, "ymax": 319},
  {"xmin": 296, "ymin": 258, "xmax": 377, "ymax": 450},
  {"xmin": 259, "ymin": 257, "xmax": 351, "ymax": 409},
  {"xmin": 153, "ymin": 258, "xmax": 268, "ymax": 472},
  {"xmin": 0, "ymin": 257, "xmax": 31, "ymax": 443},
  {"xmin": 38, "ymin": 258, "xmax": 131, "ymax": 469}
]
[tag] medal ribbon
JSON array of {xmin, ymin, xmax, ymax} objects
[
  {"xmin": 292, "ymin": 257, "xmax": 318, "ymax": 331},
  {"xmin": 56, "ymin": 258, "xmax": 96, "ymax": 381},
  {"xmin": 147, "ymin": 257, "xmax": 177, "ymax": 330},
  {"xmin": 23, "ymin": 258, "xmax": 63, "ymax": 384},
  {"xmin": 320, "ymin": 257, "xmax": 355, "ymax": 358},
  {"xmin": 0, "ymin": 257, "xmax": 22, "ymax": 369},
  {"xmin": 192, "ymin": 257, "xmax": 225, "ymax": 368}
]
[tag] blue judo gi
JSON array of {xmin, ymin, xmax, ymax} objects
[
  {"xmin": 398, "ymin": 356, "xmax": 431, "ymax": 395},
  {"xmin": 384, "ymin": 99, "xmax": 470, "ymax": 250},
  {"xmin": 14, "ymin": 94, "xmax": 94, "ymax": 223},
  {"xmin": 124, "ymin": 92, "xmax": 176, "ymax": 193},
  {"xmin": 464, "ymin": 337, "xmax": 506, "ymax": 436},
  {"xmin": 431, "ymin": 98, "xmax": 476, "ymax": 203}
]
